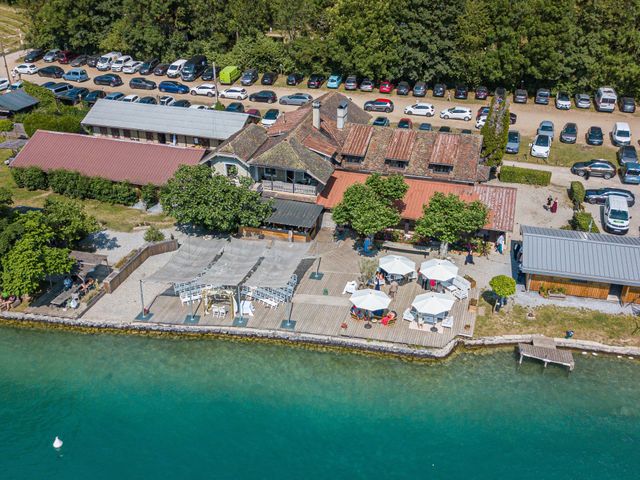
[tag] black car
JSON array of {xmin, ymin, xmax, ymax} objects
[
  {"xmin": 617, "ymin": 145, "xmax": 638, "ymax": 165},
  {"xmin": 535, "ymin": 88, "xmax": 550, "ymax": 105},
  {"xmin": 181, "ymin": 55, "xmax": 208, "ymax": 82},
  {"xmin": 287, "ymin": 73, "xmax": 304, "ymax": 86},
  {"xmin": 418, "ymin": 122, "xmax": 432, "ymax": 131},
  {"xmin": 475, "ymin": 86, "xmax": 488, "ymax": 100},
  {"xmin": 172, "ymin": 99, "xmax": 191, "ymax": 108},
  {"xmin": 513, "ymin": 89, "xmax": 528, "ymax": 103},
  {"xmin": 494, "ymin": 87, "xmax": 507, "ymax": 100},
  {"xmin": 439, "ymin": 126, "xmax": 452, "ymax": 133},
  {"xmin": 24, "ymin": 49, "xmax": 44, "ymax": 62},
  {"xmin": 618, "ymin": 96, "xmax": 636, "ymax": 113},
  {"xmin": 560, "ymin": 122, "xmax": 578, "ymax": 144},
  {"xmin": 70, "ymin": 55, "xmax": 88, "ymax": 67},
  {"xmin": 571, "ymin": 160, "xmax": 617, "ymax": 179},
  {"xmin": 584, "ymin": 188, "xmax": 635, "ymax": 207},
  {"xmin": 138, "ymin": 96, "xmax": 157, "ymax": 104},
  {"xmin": 37, "ymin": 65, "xmax": 64, "ymax": 78},
  {"xmin": 454, "ymin": 84, "xmax": 468, "ymax": 99},
  {"xmin": 249, "ymin": 90, "xmax": 277, "ymax": 103},
  {"xmin": 58, "ymin": 87, "xmax": 89, "ymax": 104},
  {"xmin": 240, "ymin": 68, "xmax": 259, "ymax": 86},
  {"xmin": 139, "ymin": 58, "xmax": 160, "ymax": 75},
  {"xmin": 261, "ymin": 72, "xmax": 278, "ymax": 85},
  {"xmin": 153, "ymin": 63, "xmax": 170, "ymax": 76},
  {"xmin": 86, "ymin": 55, "xmax": 100, "ymax": 68},
  {"xmin": 94, "ymin": 74, "xmax": 123, "ymax": 87},
  {"xmin": 585, "ymin": 126, "xmax": 604, "ymax": 146},
  {"xmin": 372, "ymin": 116, "xmax": 390, "ymax": 127},
  {"xmin": 413, "ymin": 81, "xmax": 427, "ymax": 97},
  {"xmin": 83, "ymin": 90, "xmax": 106, "ymax": 105},
  {"xmin": 433, "ymin": 83, "xmax": 446, "ymax": 97},
  {"xmin": 307, "ymin": 74, "xmax": 325, "ymax": 89},
  {"xmin": 226, "ymin": 102, "xmax": 245, "ymax": 113},
  {"xmin": 129, "ymin": 77, "xmax": 157, "ymax": 90},
  {"xmin": 201, "ymin": 65, "xmax": 221, "ymax": 81},
  {"xmin": 396, "ymin": 81, "xmax": 411, "ymax": 96}
]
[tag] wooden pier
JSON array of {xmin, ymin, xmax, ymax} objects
[{"xmin": 518, "ymin": 336, "xmax": 575, "ymax": 371}]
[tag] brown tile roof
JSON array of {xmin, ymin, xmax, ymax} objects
[
  {"xmin": 341, "ymin": 124, "xmax": 373, "ymax": 157},
  {"xmin": 318, "ymin": 170, "xmax": 517, "ymax": 232},
  {"xmin": 303, "ymin": 132, "xmax": 337, "ymax": 158},
  {"xmin": 215, "ymin": 123, "xmax": 268, "ymax": 162},
  {"xmin": 385, "ymin": 130, "xmax": 416, "ymax": 162},
  {"xmin": 429, "ymin": 134, "xmax": 458, "ymax": 165},
  {"xmin": 11, "ymin": 130, "xmax": 205, "ymax": 186}
]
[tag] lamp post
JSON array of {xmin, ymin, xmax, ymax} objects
[{"xmin": 0, "ymin": 35, "xmax": 12, "ymax": 86}]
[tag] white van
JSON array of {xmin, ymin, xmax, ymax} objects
[
  {"xmin": 96, "ymin": 52, "xmax": 122, "ymax": 71},
  {"xmin": 611, "ymin": 122, "xmax": 631, "ymax": 146},
  {"xmin": 111, "ymin": 55, "xmax": 132, "ymax": 72},
  {"xmin": 595, "ymin": 87, "xmax": 617, "ymax": 112},
  {"xmin": 167, "ymin": 59, "xmax": 187, "ymax": 78},
  {"xmin": 604, "ymin": 195, "xmax": 630, "ymax": 234}
]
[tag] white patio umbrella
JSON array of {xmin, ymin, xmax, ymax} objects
[
  {"xmin": 412, "ymin": 292, "xmax": 456, "ymax": 316},
  {"xmin": 379, "ymin": 255, "xmax": 415, "ymax": 276},
  {"xmin": 349, "ymin": 289, "xmax": 391, "ymax": 311},
  {"xmin": 419, "ymin": 259, "xmax": 458, "ymax": 282}
]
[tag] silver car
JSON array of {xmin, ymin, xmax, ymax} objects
[
  {"xmin": 575, "ymin": 93, "xmax": 591, "ymax": 109},
  {"xmin": 506, "ymin": 130, "xmax": 520, "ymax": 154},
  {"xmin": 537, "ymin": 120, "xmax": 555, "ymax": 141},
  {"xmin": 279, "ymin": 93, "xmax": 312, "ymax": 106}
]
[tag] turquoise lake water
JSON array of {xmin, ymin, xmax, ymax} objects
[{"xmin": 0, "ymin": 326, "xmax": 638, "ymax": 479}]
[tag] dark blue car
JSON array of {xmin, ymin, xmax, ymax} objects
[{"xmin": 159, "ymin": 81, "xmax": 189, "ymax": 94}]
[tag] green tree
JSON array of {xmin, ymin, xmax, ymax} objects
[
  {"xmin": 364, "ymin": 173, "xmax": 409, "ymax": 204},
  {"xmin": 42, "ymin": 197, "xmax": 100, "ymax": 246},
  {"xmin": 480, "ymin": 97, "xmax": 510, "ymax": 167},
  {"xmin": 415, "ymin": 192, "xmax": 488, "ymax": 255},
  {"xmin": 332, "ymin": 183, "xmax": 401, "ymax": 236},
  {"xmin": 489, "ymin": 274, "xmax": 516, "ymax": 312}
]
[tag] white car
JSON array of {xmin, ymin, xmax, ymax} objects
[
  {"xmin": 189, "ymin": 104, "xmax": 209, "ymax": 110},
  {"xmin": 159, "ymin": 95, "xmax": 175, "ymax": 106},
  {"xmin": 0, "ymin": 78, "xmax": 9, "ymax": 91},
  {"xmin": 122, "ymin": 60, "xmax": 143, "ymax": 74},
  {"xmin": 121, "ymin": 94, "xmax": 140, "ymax": 103},
  {"xmin": 530, "ymin": 134, "xmax": 551, "ymax": 158},
  {"xmin": 111, "ymin": 55, "xmax": 133, "ymax": 72},
  {"xmin": 439, "ymin": 106, "xmax": 472, "ymax": 121},
  {"xmin": 404, "ymin": 102, "xmax": 435, "ymax": 117},
  {"xmin": 555, "ymin": 92, "xmax": 571, "ymax": 110},
  {"xmin": 220, "ymin": 87, "xmax": 248, "ymax": 100},
  {"xmin": 475, "ymin": 115, "xmax": 487, "ymax": 129},
  {"xmin": 190, "ymin": 83, "xmax": 217, "ymax": 97},
  {"xmin": 14, "ymin": 63, "xmax": 38, "ymax": 75}
]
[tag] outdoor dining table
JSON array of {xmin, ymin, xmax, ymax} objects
[{"xmin": 50, "ymin": 286, "xmax": 79, "ymax": 307}]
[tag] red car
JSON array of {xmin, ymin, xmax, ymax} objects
[
  {"xmin": 57, "ymin": 50, "xmax": 78, "ymax": 64},
  {"xmin": 379, "ymin": 80, "xmax": 394, "ymax": 94}
]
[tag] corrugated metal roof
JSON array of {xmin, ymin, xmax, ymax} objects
[
  {"xmin": 385, "ymin": 130, "xmax": 416, "ymax": 161},
  {"xmin": 520, "ymin": 225, "xmax": 640, "ymax": 286},
  {"xmin": 11, "ymin": 130, "xmax": 205, "ymax": 186},
  {"xmin": 267, "ymin": 198, "xmax": 324, "ymax": 229},
  {"xmin": 0, "ymin": 90, "xmax": 39, "ymax": 112},
  {"xmin": 82, "ymin": 99, "xmax": 249, "ymax": 141},
  {"xmin": 430, "ymin": 134, "xmax": 458, "ymax": 166},
  {"xmin": 341, "ymin": 124, "xmax": 373, "ymax": 157}
]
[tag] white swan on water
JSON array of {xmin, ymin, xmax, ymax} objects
[{"xmin": 53, "ymin": 436, "xmax": 63, "ymax": 449}]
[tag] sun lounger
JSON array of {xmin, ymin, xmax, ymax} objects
[
  {"xmin": 442, "ymin": 316, "xmax": 453, "ymax": 328},
  {"xmin": 403, "ymin": 308, "xmax": 415, "ymax": 321}
]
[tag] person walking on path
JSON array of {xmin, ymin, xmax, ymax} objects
[
  {"xmin": 447, "ymin": 91, "xmax": 451, "ymax": 102},
  {"xmin": 389, "ymin": 280, "xmax": 399, "ymax": 299},
  {"xmin": 550, "ymin": 198, "xmax": 558, "ymax": 213},
  {"xmin": 465, "ymin": 245, "xmax": 475, "ymax": 265},
  {"xmin": 496, "ymin": 234, "xmax": 505, "ymax": 255},
  {"xmin": 546, "ymin": 195, "xmax": 553, "ymax": 210}
]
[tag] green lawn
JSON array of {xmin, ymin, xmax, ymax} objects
[
  {"xmin": 0, "ymin": 3, "xmax": 28, "ymax": 52},
  {"xmin": 508, "ymin": 135, "xmax": 617, "ymax": 168},
  {"xmin": 0, "ymin": 154, "xmax": 175, "ymax": 232}
]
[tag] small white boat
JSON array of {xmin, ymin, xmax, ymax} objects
[{"xmin": 53, "ymin": 436, "xmax": 63, "ymax": 449}]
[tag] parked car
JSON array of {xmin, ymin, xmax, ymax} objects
[
  {"xmin": 94, "ymin": 74, "xmax": 123, "ymax": 87},
  {"xmin": 219, "ymin": 66, "xmax": 241, "ymax": 85},
  {"xmin": 474, "ymin": 86, "xmax": 489, "ymax": 100},
  {"xmin": 586, "ymin": 126, "xmax": 604, "ymax": 145},
  {"xmin": 555, "ymin": 91, "xmax": 571, "ymax": 110},
  {"xmin": 619, "ymin": 163, "xmax": 640, "ymax": 185},
  {"xmin": 159, "ymin": 95, "xmax": 175, "ymax": 106},
  {"xmin": 513, "ymin": 89, "xmax": 528, "ymax": 103},
  {"xmin": 190, "ymin": 83, "xmax": 217, "ymax": 97},
  {"xmin": 190, "ymin": 104, "xmax": 208, "ymax": 110},
  {"xmin": 603, "ymin": 195, "xmax": 630, "ymax": 234},
  {"xmin": 43, "ymin": 49, "xmax": 61, "ymax": 62},
  {"xmin": 379, "ymin": 80, "xmax": 394, "ymax": 94},
  {"xmin": 575, "ymin": 93, "xmax": 591, "ymax": 109},
  {"xmin": 240, "ymin": 68, "xmax": 258, "ymax": 86},
  {"xmin": 225, "ymin": 102, "xmax": 245, "ymax": 113},
  {"xmin": 327, "ymin": 74, "xmax": 342, "ymax": 89},
  {"xmin": 530, "ymin": 134, "xmax": 551, "ymax": 158},
  {"xmin": 159, "ymin": 80, "xmax": 189, "ymax": 94},
  {"xmin": 439, "ymin": 126, "xmax": 452, "ymax": 133},
  {"xmin": 433, "ymin": 83, "xmax": 446, "ymax": 97},
  {"xmin": 70, "ymin": 55, "xmax": 88, "ymax": 67},
  {"xmin": 537, "ymin": 120, "xmax": 555, "ymax": 140},
  {"xmin": 344, "ymin": 75, "xmax": 358, "ymax": 91},
  {"xmin": 122, "ymin": 61, "xmax": 143, "ymax": 74},
  {"xmin": 220, "ymin": 87, "xmax": 248, "ymax": 100},
  {"xmin": 83, "ymin": 90, "xmax": 106, "ymax": 105},
  {"xmin": 138, "ymin": 96, "xmax": 158, "ymax": 105},
  {"xmin": 62, "ymin": 68, "xmax": 89, "ymax": 82},
  {"xmin": 440, "ymin": 106, "xmax": 472, "ymax": 121},
  {"xmin": 506, "ymin": 131, "xmax": 520, "ymax": 154},
  {"xmin": 24, "ymin": 49, "xmax": 44, "ymax": 63},
  {"xmin": 560, "ymin": 122, "xmax": 578, "ymax": 144},
  {"xmin": 44, "ymin": 82, "xmax": 72, "ymax": 96},
  {"xmin": 261, "ymin": 72, "xmax": 278, "ymax": 85},
  {"xmin": 454, "ymin": 84, "xmax": 468, "ymax": 99},
  {"xmin": 58, "ymin": 87, "xmax": 89, "ymax": 104},
  {"xmin": 14, "ymin": 63, "xmax": 38, "ymax": 75},
  {"xmin": 476, "ymin": 106, "xmax": 518, "ymax": 124},
  {"xmin": 39, "ymin": 81, "xmax": 57, "ymax": 90},
  {"xmin": 617, "ymin": 145, "xmax": 638, "ymax": 165},
  {"xmin": 57, "ymin": 50, "xmax": 78, "ymax": 64},
  {"xmin": 611, "ymin": 122, "xmax": 632, "ymax": 146},
  {"xmin": 307, "ymin": 74, "xmax": 326, "ymax": 89},
  {"xmin": 475, "ymin": 115, "xmax": 487, "ymax": 129},
  {"xmin": 245, "ymin": 108, "xmax": 261, "ymax": 120},
  {"xmin": 37, "ymin": 65, "xmax": 64, "ymax": 78},
  {"xmin": 104, "ymin": 91, "xmax": 125, "ymax": 101},
  {"xmin": 111, "ymin": 55, "xmax": 132, "ymax": 72},
  {"xmin": 286, "ymin": 73, "xmax": 304, "ymax": 86},
  {"xmin": 372, "ymin": 116, "xmax": 390, "ymax": 127},
  {"xmin": 96, "ymin": 51, "xmax": 122, "ymax": 71},
  {"xmin": 397, "ymin": 81, "xmax": 411, "ymax": 96},
  {"xmin": 86, "ymin": 55, "xmax": 100, "ymax": 68},
  {"xmin": 121, "ymin": 94, "xmax": 140, "ymax": 103},
  {"xmin": 129, "ymin": 77, "xmax": 156, "ymax": 90},
  {"xmin": 261, "ymin": 108, "xmax": 280, "ymax": 127},
  {"xmin": 418, "ymin": 122, "xmax": 432, "ymax": 131},
  {"xmin": 571, "ymin": 160, "xmax": 617, "ymax": 179},
  {"xmin": 398, "ymin": 118, "xmax": 413, "ymax": 129},
  {"xmin": 618, "ymin": 96, "xmax": 636, "ymax": 113},
  {"xmin": 364, "ymin": 98, "xmax": 394, "ymax": 113},
  {"xmin": 249, "ymin": 90, "xmax": 277, "ymax": 103},
  {"xmin": 180, "ymin": 55, "xmax": 207, "ymax": 82},
  {"xmin": 359, "ymin": 78, "xmax": 374, "ymax": 92},
  {"xmin": 153, "ymin": 63, "xmax": 170, "ymax": 76},
  {"xmin": 404, "ymin": 102, "xmax": 435, "ymax": 117},
  {"xmin": 201, "ymin": 65, "xmax": 221, "ymax": 81},
  {"xmin": 279, "ymin": 92, "xmax": 312, "ymax": 106},
  {"xmin": 535, "ymin": 88, "xmax": 550, "ymax": 105},
  {"xmin": 413, "ymin": 81, "xmax": 427, "ymax": 97},
  {"xmin": 584, "ymin": 188, "xmax": 635, "ymax": 207},
  {"xmin": 172, "ymin": 99, "xmax": 191, "ymax": 108},
  {"xmin": 166, "ymin": 59, "xmax": 187, "ymax": 78},
  {"xmin": 139, "ymin": 58, "xmax": 160, "ymax": 75}
]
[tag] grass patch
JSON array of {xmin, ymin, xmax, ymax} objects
[
  {"xmin": 506, "ymin": 135, "xmax": 617, "ymax": 168},
  {"xmin": 0, "ymin": 157, "xmax": 175, "ymax": 232},
  {"xmin": 475, "ymin": 298, "xmax": 640, "ymax": 347},
  {"xmin": 0, "ymin": 3, "xmax": 28, "ymax": 52}
]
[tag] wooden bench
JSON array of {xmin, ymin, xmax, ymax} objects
[{"xmin": 381, "ymin": 241, "xmax": 436, "ymax": 257}]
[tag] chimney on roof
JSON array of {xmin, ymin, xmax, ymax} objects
[
  {"xmin": 312, "ymin": 100, "xmax": 321, "ymax": 130},
  {"xmin": 337, "ymin": 100, "xmax": 348, "ymax": 130}
]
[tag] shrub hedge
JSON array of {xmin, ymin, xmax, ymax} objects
[
  {"xmin": 11, "ymin": 166, "xmax": 49, "ymax": 190},
  {"xmin": 569, "ymin": 181, "xmax": 586, "ymax": 204},
  {"xmin": 140, "ymin": 183, "xmax": 159, "ymax": 206},
  {"xmin": 22, "ymin": 111, "xmax": 84, "ymax": 138},
  {"xmin": 498, "ymin": 165, "xmax": 552, "ymax": 186},
  {"xmin": 0, "ymin": 119, "xmax": 13, "ymax": 132},
  {"xmin": 570, "ymin": 211, "xmax": 599, "ymax": 233}
]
